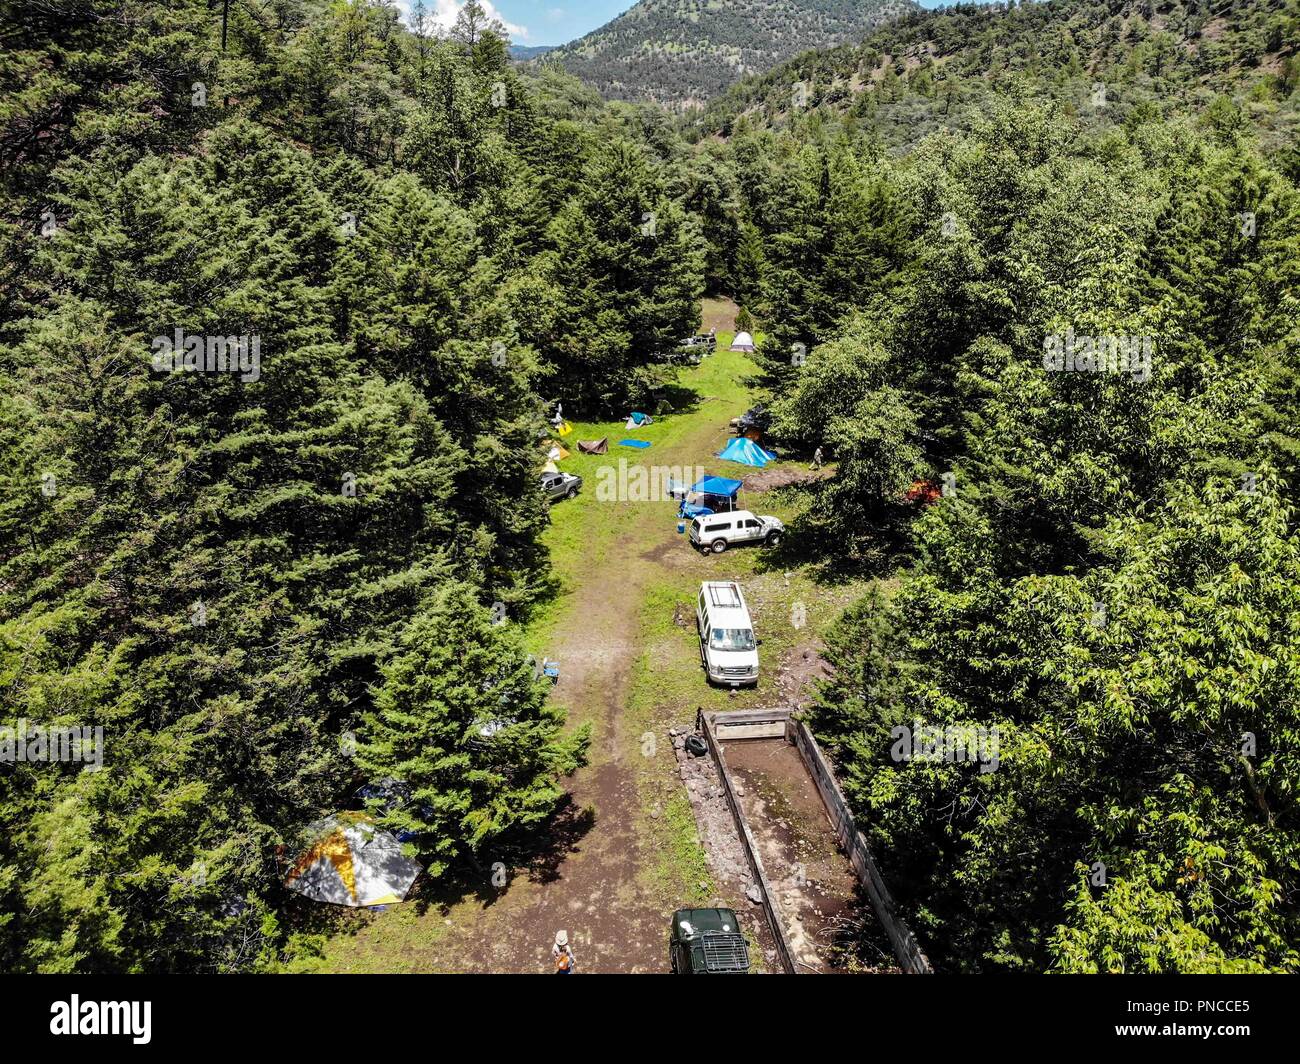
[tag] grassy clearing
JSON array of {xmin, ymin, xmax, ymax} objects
[{"xmin": 522, "ymin": 342, "xmax": 755, "ymax": 656}]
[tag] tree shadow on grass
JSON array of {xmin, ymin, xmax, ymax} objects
[
  {"xmin": 746, "ymin": 486, "xmax": 915, "ymax": 585},
  {"xmin": 650, "ymin": 381, "xmax": 706, "ymax": 416},
  {"xmin": 403, "ymin": 796, "xmax": 596, "ymax": 918}
]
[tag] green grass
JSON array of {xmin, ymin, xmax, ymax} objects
[{"xmin": 522, "ymin": 345, "xmax": 758, "ymax": 656}]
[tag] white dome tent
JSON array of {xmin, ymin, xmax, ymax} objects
[{"xmin": 284, "ymin": 813, "xmax": 422, "ymax": 908}]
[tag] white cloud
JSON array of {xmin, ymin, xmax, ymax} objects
[{"xmin": 395, "ymin": 1, "xmax": 529, "ymax": 41}]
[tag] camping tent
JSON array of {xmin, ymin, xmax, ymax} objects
[
  {"xmin": 577, "ymin": 438, "xmax": 608, "ymax": 455},
  {"xmin": 718, "ymin": 437, "xmax": 776, "ymax": 468},
  {"xmin": 729, "ymin": 331, "xmax": 756, "ymax": 352},
  {"xmin": 625, "ymin": 411, "xmax": 653, "ymax": 428},
  {"xmin": 284, "ymin": 813, "xmax": 421, "ymax": 908},
  {"xmin": 545, "ymin": 443, "xmax": 571, "ymax": 461},
  {"xmin": 679, "ymin": 475, "xmax": 744, "ymax": 519}
]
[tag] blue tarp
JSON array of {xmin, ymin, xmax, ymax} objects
[
  {"xmin": 689, "ymin": 476, "xmax": 743, "ymax": 498},
  {"xmin": 619, "ymin": 439, "xmax": 652, "ymax": 449},
  {"xmin": 718, "ymin": 437, "xmax": 776, "ymax": 467},
  {"xmin": 679, "ymin": 475, "xmax": 744, "ymax": 519}
]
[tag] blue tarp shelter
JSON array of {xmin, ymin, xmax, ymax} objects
[
  {"xmin": 692, "ymin": 476, "xmax": 743, "ymax": 497},
  {"xmin": 718, "ymin": 437, "xmax": 776, "ymax": 468},
  {"xmin": 679, "ymin": 475, "xmax": 743, "ymax": 520}
]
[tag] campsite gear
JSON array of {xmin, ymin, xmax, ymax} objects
[
  {"xmin": 542, "ymin": 658, "xmax": 560, "ymax": 684},
  {"xmin": 284, "ymin": 813, "xmax": 421, "ymax": 908},
  {"xmin": 677, "ymin": 521, "xmax": 686, "ymax": 534},
  {"xmin": 544, "ymin": 443, "xmax": 571, "ymax": 461},
  {"xmin": 541, "ymin": 459, "xmax": 559, "ymax": 475},
  {"xmin": 353, "ymin": 778, "xmax": 432, "ymax": 844},
  {"xmin": 906, "ymin": 480, "xmax": 941, "ymax": 506},
  {"xmin": 619, "ymin": 439, "xmax": 651, "ymax": 449},
  {"xmin": 577, "ymin": 438, "xmax": 608, "ymax": 455},
  {"xmin": 678, "ymin": 475, "xmax": 743, "ymax": 520},
  {"xmin": 669, "ymin": 908, "xmax": 750, "ymax": 974},
  {"xmin": 729, "ymin": 332, "xmax": 756, "ymax": 353},
  {"xmin": 734, "ymin": 405, "xmax": 771, "ymax": 437},
  {"xmin": 627, "ymin": 411, "xmax": 653, "ymax": 426},
  {"xmin": 557, "ymin": 421, "xmax": 573, "ymax": 437},
  {"xmin": 718, "ymin": 437, "xmax": 776, "ymax": 468},
  {"xmin": 684, "ymin": 735, "xmax": 708, "ymax": 758},
  {"xmin": 541, "ymin": 471, "xmax": 582, "ymax": 501}
]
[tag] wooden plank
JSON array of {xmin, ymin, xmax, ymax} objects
[{"xmin": 714, "ymin": 722, "xmax": 787, "ymax": 740}]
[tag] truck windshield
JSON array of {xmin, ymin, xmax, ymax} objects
[{"xmin": 710, "ymin": 628, "xmax": 756, "ymax": 652}]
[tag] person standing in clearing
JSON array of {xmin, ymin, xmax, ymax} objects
[
  {"xmin": 553, "ymin": 930, "xmax": 577, "ymax": 974},
  {"xmin": 812, "ymin": 446, "xmax": 824, "ymax": 470}
]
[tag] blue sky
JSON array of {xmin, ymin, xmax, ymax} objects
[{"xmin": 396, "ymin": 1, "xmax": 997, "ymax": 48}]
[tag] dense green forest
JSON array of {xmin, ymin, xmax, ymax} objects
[
  {"xmin": 715, "ymin": 0, "xmax": 1300, "ymax": 972},
  {"xmin": 695, "ymin": 0, "xmax": 1300, "ymax": 150},
  {"xmin": 2, "ymin": 0, "xmax": 1298, "ymax": 974},
  {"xmin": 0, "ymin": 0, "xmax": 699, "ymax": 972}
]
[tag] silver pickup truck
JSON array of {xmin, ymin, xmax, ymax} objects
[{"xmin": 540, "ymin": 471, "xmax": 582, "ymax": 502}]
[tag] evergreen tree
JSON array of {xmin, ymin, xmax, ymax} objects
[{"xmin": 357, "ymin": 583, "xmax": 589, "ymax": 876}]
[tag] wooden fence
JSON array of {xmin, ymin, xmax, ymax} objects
[
  {"xmin": 697, "ymin": 708, "xmax": 933, "ymax": 975},
  {"xmin": 789, "ymin": 719, "xmax": 933, "ymax": 974}
]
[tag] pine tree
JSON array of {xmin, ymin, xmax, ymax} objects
[
  {"xmin": 357, "ymin": 583, "xmax": 589, "ymax": 876},
  {"xmin": 541, "ymin": 139, "xmax": 703, "ymax": 412}
]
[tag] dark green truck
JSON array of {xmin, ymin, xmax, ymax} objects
[{"xmin": 668, "ymin": 908, "xmax": 751, "ymax": 974}]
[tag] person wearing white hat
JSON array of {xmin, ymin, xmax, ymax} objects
[{"xmin": 552, "ymin": 930, "xmax": 577, "ymax": 974}]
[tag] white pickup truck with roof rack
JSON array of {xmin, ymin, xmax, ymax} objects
[{"xmin": 696, "ymin": 581, "xmax": 760, "ymax": 688}]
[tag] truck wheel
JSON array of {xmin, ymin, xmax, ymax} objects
[
  {"xmin": 566, "ymin": 486, "xmax": 578, "ymax": 499},
  {"xmin": 765, "ymin": 531, "xmax": 782, "ymax": 547},
  {"xmin": 711, "ymin": 538, "xmax": 728, "ymax": 553}
]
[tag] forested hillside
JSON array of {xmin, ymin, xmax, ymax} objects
[
  {"xmin": 0, "ymin": 0, "xmax": 699, "ymax": 972},
  {"xmin": 3, "ymin": 0, "xmax": 1299, "ymax": 977},
  {"xmin": 543, "ymin": 0, "xmax": 916, "ymax": 107},
  {"xmin": 695, "ymin": 0, "xmax": 1300, "ymax": 150},
  {"xmin": 697, "ymin": 0, "xmax": 1300, "ymax": 972}
]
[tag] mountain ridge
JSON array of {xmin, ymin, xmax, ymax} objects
[{"xmin": 539, "ymin": 0, "xmax": 919, "ymax": 107}]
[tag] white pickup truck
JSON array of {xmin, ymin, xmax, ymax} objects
[{"xmin": 689, "ymin": 509, "xmax": 784, "ymax": 554}]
